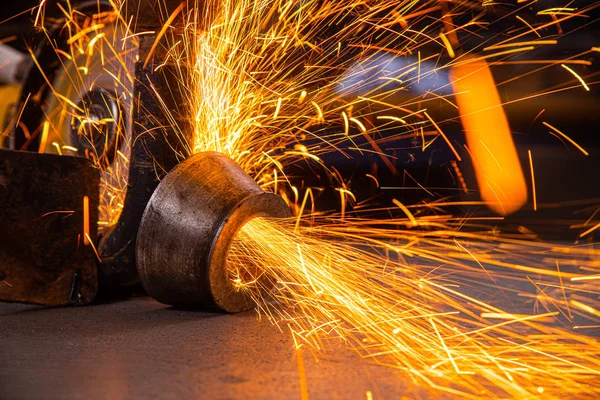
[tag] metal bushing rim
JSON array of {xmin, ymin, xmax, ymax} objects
[
  {"xmin": 208, "ymin": 191, "xmax": 290, "ymax": 312},
  {"xmin": 136, "ymin": 151, "xmax": 291, "ymax": 313}
]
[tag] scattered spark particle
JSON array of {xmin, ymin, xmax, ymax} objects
[
  {"xmin": 84, "ymin": 233, "xmax": 101, "ymax": 263},
  {"xmin": 142, "ymin": 2, "xmax": 185, "ymax": 69},
  {"xmin": 83, "ymin": 196, "xmax": 90, "ymax": 246},
  {"xmin": 571, "ymin": 274, "xmax": 600, "ymax": 282},
  {"xmin": 273, "ymin": 97, "xmax": 282, "ymax": 119},
  {"xmin": 52, "ymin": 142, "xmax": 62, "ymax": 155},
  {"xmin": 516, "ymin": 15, "xmax": 541, "ymax": 38},
  {"xmin": 349, "ymin": 117, "xmax": 367, "ymax": 133},
  {"xmin": 38, "ymin": 121, "xmax": 49, "ymax": 153},
  {"xmin": 579, "ymin": 221, "xmax": 600, "ymax": 238},
  {"xmin": 484, "ymin": 40, "xmax": 557, "ymax": 51},
  {"xmin": 439, "ymin": 31, "xmax": 455, "ymax": 58},
  {"xmin": 561, "ymin": 64, "xmax": 590, "ymax": 91},
  {"xmin": 570, "ymin": 300, "xmax": 600, "ymax": 317},
  {"xmin": 423, "ymin": 112, "xmax": 461, "ymax": 162},
  {"xmin": 299, "ymin": 90, "xmax": 307, "ymax": 105},
  {"xmin": 392, "ymin": 199, "xmax": 418, "ymax": 227},
  {"xmin": 543, "ymin": 121, "xmax": 589, "ymax": 156},
  {"xmin": 450, "ymin": 160, "xmax": 468, "ymax": 194},
  {"xmin": 365, "ymin": 174, "xmax": 379, "ymax": 188},
  {"xmin": 528, "ymin": 150, "xmax": 537, "ymax": 211}
]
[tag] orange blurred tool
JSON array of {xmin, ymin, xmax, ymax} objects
[
  {"xmin": 450, "ymin": 58, "xmax": 528, "ymax": 215},
  {"xmin": 440, "ymin": 1, "xmax": 527, "ymax": 215}
]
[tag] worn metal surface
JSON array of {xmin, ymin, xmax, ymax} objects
[
  {"xmin": 0, "ymin": 149, "xmax": 99, "ymax": 306},
  {"xmin": 137, "ymin": 152, "xmax": 291, "ymax": 312},
  {"xmin": 0, "ymin": 297, "xmax": 418, "ymax": 400}
]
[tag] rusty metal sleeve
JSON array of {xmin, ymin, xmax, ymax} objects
[
  {"xmin": 0, "ymin": 150, "xmax": 99, "ymax": 306},
  {"xmin": 136, "ymin": 152, "xmax": 290, "ymax": 312}
]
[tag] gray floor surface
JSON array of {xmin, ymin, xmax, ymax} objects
[{"xmin": 0, "ymin": 297, "xmax": 423, "ymax": 400}]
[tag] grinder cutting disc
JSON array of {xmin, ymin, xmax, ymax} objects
[{"xmin": 40, "ymin": 9, "xmax": 137, "ymax": 230}]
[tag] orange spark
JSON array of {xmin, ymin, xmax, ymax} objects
[
  {"xmin": 528, "ymin": 150, "xmax": 537, "ymax": 211},
  {"xmin": 561, "ymin": 64, "xmax": 591, "ymax": 91},
  {"xmin": 38, "ymin": 121, "xmax": 49, "ymax": 153},
  {"xmin": 83, "ymin": 195, "xmax": 90, "ymax": 246},
  {"xmin": 543, "ymin": 121, "xmax": 589, "ymax": 156},
  {"xmin": 142, "ymin": 2, "xmax": 185, "ymax": 69},
  {"xmin": 424, "ymin": 111, "xmax": 461, "ymax": 162}
]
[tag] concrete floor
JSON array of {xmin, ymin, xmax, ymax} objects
[{"xmin": 0, "ymin": 297, "xmax": 425, "ymax": 400}]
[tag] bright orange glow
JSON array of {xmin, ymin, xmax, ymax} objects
[
  {"xmin": 83, "ymin": 195, "xmax": 90, "ymax": 246},
  {"xmin": 38, "ymin": 121, "xmax": 49, "ymax": 153},
  {"xmin": 450, "ymin": 58, "xmax": 528, "ymax": 215}
]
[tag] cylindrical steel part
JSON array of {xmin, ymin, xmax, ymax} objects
[{"xmin": 136, "ymin": 152, "xmax": 291, "ymax": 312}]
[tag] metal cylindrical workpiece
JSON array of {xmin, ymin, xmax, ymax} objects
[{"xmin": 136, "ymin": 152, "xmax": 291, "ymax": 312}]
